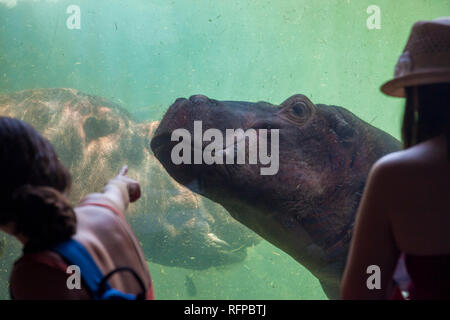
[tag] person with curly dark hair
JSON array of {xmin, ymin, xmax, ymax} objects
[{"xmin": 0, "ymin": 117, "xmax": 154, "ymax": 299}]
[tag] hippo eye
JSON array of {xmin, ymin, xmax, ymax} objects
[
  {"xmin": 279, "ymin": 101, "xmax": 312, "ymax": 125},
  {"xmin": 291, "ymin": 103, "xmax": 306, "ymax": 117}
]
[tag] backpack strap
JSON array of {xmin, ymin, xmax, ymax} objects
[
  {"xmin": 98, "ymin": 267, "xmax": 147, "ymax": 300},
  {"xmin": 52, "ymin": 239, "xmax": 111, "ymax": 299}
]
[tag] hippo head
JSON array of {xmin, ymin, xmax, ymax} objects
[{"xmin": 151, "ymin": 94, "xmax": 400, "ymax": 288}]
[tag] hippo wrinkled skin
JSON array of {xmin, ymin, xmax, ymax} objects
[{"xmin": 151, "ymin": 94, "xmax": 401, "ymax": 299}]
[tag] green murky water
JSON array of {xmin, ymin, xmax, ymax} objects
[{"xmin": 0, "ymin": 0, "xmax": 449, "ymax": 300}]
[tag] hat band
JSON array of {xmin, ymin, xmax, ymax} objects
[{"xmin": 395, "ymin": 51, "xmax": 450, "ymax": 78}]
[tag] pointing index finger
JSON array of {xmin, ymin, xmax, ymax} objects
[{"xmin": 119, "ymin": 165, "xmax": 128, "ymax": 176}]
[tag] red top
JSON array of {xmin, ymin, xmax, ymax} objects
[
  {"xmin": 391, "ymin": 253, "xmax": 450, "ymax": 300},
  {"xmin": 404, "ymin": 254, "xmax": 450, "ymax": 300}
]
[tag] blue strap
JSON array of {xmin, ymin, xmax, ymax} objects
[
  {"xmin": 52, "ymin": 239, "xmax": 111, "ymax": 299},
  {"xmin": 102, "ymin": 288, "xmax": 137, "ymax": 300}
]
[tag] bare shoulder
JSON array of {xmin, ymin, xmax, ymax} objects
[
  {"xmin": 366, "ymin": 150, "xmax": 407, "ymax": 184},
  {"xmin": 365, "ymin": 136, "xmax": 450, "ymax": 217},
  {"xmin": 364, "ymin": 147, "xmax": 426, "ymax": 198},
  {"xmin": 371, "ymin": 136, "xmax": 446, "ymax": 177}
]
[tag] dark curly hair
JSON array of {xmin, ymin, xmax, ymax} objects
[{"xmin": 0, "ymin": 117, "xmax": 76, "ymax": 252}]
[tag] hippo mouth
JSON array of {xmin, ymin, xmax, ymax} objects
[
  {"xmin": 151, "ymin": 125, "xmax": 240, "ymax": 195},
  {"xmin": 151, "ymin": 135, "xmax": 234, "ymax": 199}
]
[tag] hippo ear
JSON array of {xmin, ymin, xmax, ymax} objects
[{"xmin": 280, "ymin": 94, "xmax": 315, "ymax": 109}]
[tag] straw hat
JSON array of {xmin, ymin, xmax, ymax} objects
[{"xmin": 381, "ymin": 17, "xmax": 450, "ymax": 97}]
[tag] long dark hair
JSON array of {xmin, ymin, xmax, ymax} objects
[
  {"xmin": 402, "ymin": 83, "xmax": 450, "ymax": 158},
  {"xmin": 0, "ymin": 117, "xmax": 76, "ymax": 252}
]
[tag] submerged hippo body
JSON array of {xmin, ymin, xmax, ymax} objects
[
  {"xmin": 151, "ymin": 94, "xmax": 401, "ymax": 299},
  {"xmin": 0, "ymin": 89, "xmax": 260, "ymax": 299}
]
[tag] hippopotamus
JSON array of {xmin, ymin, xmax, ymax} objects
[
  {"xmin": 150, "ymin": 94, "xmax": 401, "ymax": 299},
  {"xmin": 0, "ymin": 88, "xmax": 260, "ymax": 299}
]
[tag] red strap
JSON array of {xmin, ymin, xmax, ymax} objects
[
  {"xmin": 77, "ymin": 202, "xmax": 125, "ymax": 220},
  {"xmin": 146, "ymin": 286, "xmax": 155, "ymax": 300},
  {"xmin": 390, "ymin": 286, "xmax": 406, "ymax": 300}
]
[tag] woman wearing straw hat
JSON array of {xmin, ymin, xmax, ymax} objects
[{"xmin": 341, "ymin": 17, "xmax": 450, "ymax": 300}]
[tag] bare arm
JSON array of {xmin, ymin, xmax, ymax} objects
[
  {"xmin": 341, "ymin": 160, "xmax": 400, "ymax": 299},
  {"xmin": 78, "ymin": 166, "xmax": 141, "ymax": 218}
]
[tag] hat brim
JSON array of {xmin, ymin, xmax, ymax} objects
[{"xmin": 380, "ymin": 70, "xmax": 450, "ymax": 97}]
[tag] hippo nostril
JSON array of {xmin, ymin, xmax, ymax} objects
[{"xmin": 189, "ymin": 95, "xmax": 209, "ymax": 104}]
